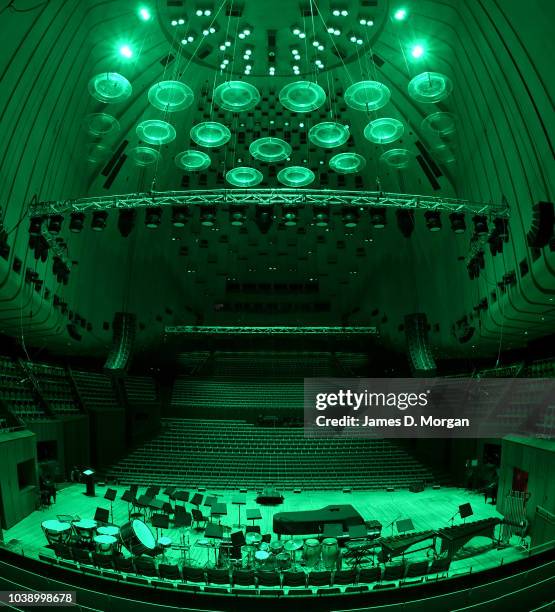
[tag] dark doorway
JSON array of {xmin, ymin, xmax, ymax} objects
[{"xmin": 512, "ymin": 467, "xmax": 529, "ymax": 493}]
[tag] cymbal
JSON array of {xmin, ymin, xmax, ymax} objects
[
  {"xmin": 246, "ymin": 532, "xmax": 262, "ymax": 544},
  {"xmin": 283, "ymin": 539, "xmax": 302, "ymax": 551}
]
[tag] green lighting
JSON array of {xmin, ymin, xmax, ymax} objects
[
  {"xmin": 175, "ymin": 150, "xmax": 211, "ymax": 171},
  {"xmin": 214, "ymin": 81, "xmax": 260, "ymax": 112},
  {"xmin": 380, "ymin": 148, "xmax": 413, "ymax": 169},
  {"xmin": 421, "ymin": 112, "xmax": 456, "ymax": 136},
  {"xmin": 408, "ymin": 72, "xmax": 453, "ymax": 103},
  {"xmin": 308, "ymin": 122, "xmax": 350, "ymax": 148},
  {"xmin": 87, "ymin": 144, "xmax": 110, "ymax": 164},
  {"xmin": 329, "ymin": 152, "xmax": 366, "ymax": 174},
  {"xmin": 364, "ymin": 118, "xmax": 404, "ymax": 144},
  {"xmin": 119, "ymin": 44, "xmax": 133, "ymax": 58},
  {"xmin": 277, "ymin": 166, "xmax": 315, "ymax": 187},
  {"xmin": 279, "ymin": 81, "xmax": 326, "ymax": 113},
  {"xmin": 393, "ymin": 7, "xmax": 407, "ymax": 20},
  {"xmin": 136, "ymin": 119, "xmax": 176, "ymax": 145},
  {"xmin": 411, "ymin": 44, "xmax": 425, "ymax": 58},
  {"xmin": 249, "ymin": 137, "xmax": 292, "ymax": 162},
  {"xmin": 139, "ymin": 7, "xmax": 151, "ymax": 21},
  {"xmin": 226, "ymin": 166, "xmax": 263, "ymax": 187},
  {"xmin": 148, "ymin": 81, "xmax": 194, "ymax": 112},
  {"xmin": 85, "ymin": 113, "xmax": 120, "ymax": 136},
  {"xmin": 190, "ymin": 122, "xmax": 231, "ymax": 147},
  {"xmin": 88, "ymin": 72, "xmax": 132, "ymax": 103},
  {"xmin": 344, "ymin": 81, "xmax": 391, "ymax": 111},
  {"xmin": 128, "ymin": 146, "xmax": 161, "ymax": 166}
]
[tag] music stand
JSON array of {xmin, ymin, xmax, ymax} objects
[
  {"xmin": 174, "ymin": 490, "xmax": 189, "ymax": 506},
  {"xmin": 121, "ymin": 489, "xmax": 136, "ymax": 519},
  {"xmin": 94, "ymin": 507, "xmax": 109, "ymax": 524},
  {"xmin": 152, "ymin": 512, "xmax": 169, "ymax": 539},
  {"xmin": 190, "ymin": 493, "xmax": 203, "ymax": 507},
  {"xmin": 231, "ymin": 494, "xmax": 246, "ymax": 527},
  {"xmin": 211, "ymin": 502, "xmax": 227, "ymax": 525},
  {"xmin": 204, "ymin": 495, "xmax": 217, "ymax": 510},
  {"xmin": 163, "ymin": 487, "xmax": 176, "ymax": 500},
  {"xmin": 459, "ymin": 503, "xmax": 473, "ymax": 521},
  {"xmin": 146, "ymin": 485, "xmax": 160, "ymax": 497},
  {"xmin": 246, "ymin": 508, "xmax": 262, "ymax": 526},
  {"xmin": 104, "ymin": 488, "xmax": 117, "ymax": 524},
  {"xmin": 348, "ymin": 524, "xmax": 367, "ymax": 540},
  {"xmin": 396, "ymin": 518, "xmax": 415, "ymax": 534},
  {"xmin": 205, "ymin": 523, "xmax": 224, "ymax": 567}
]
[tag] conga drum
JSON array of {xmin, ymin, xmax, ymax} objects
[
  {"xmin": 120, "ymin": 519, "xmax": 156, "ymax": 556},
  {"xmin": 241, "ymin": 545, "xmax": 255, "ymax": 568},
  {"xmin": 303, "ymin": 538, "xmax": 321, "ymax": 568},
  {"xmin": 321, "ymin": 537, "xmax": 339, "ymax": 569}
]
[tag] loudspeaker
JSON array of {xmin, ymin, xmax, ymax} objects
[
  {"xmin": 527, "ymin": 201, "xmax": 554, "ymax": 248},
  {"xmin": 104, "ymin": 312, "xmax": 136, "ymax": 372},
  {"xmin": 405, "ymin": 313, "xmax": 436, "ymax": 375},
  {"xmin": 459, "ymin": 503, "xmax": 473, "ymax": 519}
]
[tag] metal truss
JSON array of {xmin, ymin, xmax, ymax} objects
[
  {"xmin": 30, "ymin": 189, "xmax": 509, "ymax": 217},
  {"xmin": 164, "ymin": 325, "xmax": 378, "ymax": 336}
]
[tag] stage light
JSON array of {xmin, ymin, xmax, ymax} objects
[
  {"xmin": 283, "ymin": 207, "xmax": 298, "ymax": 227},
  {"xmin": 255, "ymin": 206, "xmax": 273, "ymax": 234},
  {"xmin": 393, "ymin": 7, "xmax": 407, "ymax": 21},
  {"xmin": 119, "ymin": 45, "xmax": 133, "ymax": 58},
  {"xmin": 145, "ymin": 207, "xmax": 162, "ymax": 229},
  {"xmin": 29, "ymin": 216, "xmax": 43, "ymax": 236},
  {"xmin": 118, "ymin": 209, "xmax": 136, "ymax": 237},
  {"xmin": 230, "ymin": 205, "xmax": 247, "ymax": 227},
  {"xmin": 171, "ymin": 206, "xmax": 189, "ymax": 228},
  {"xmin": 200, "ymin": 206, "xmax": 216, "ymax": 227},
  {"xmin": 473, "ymin": 215, "xmax": 488, "ymax": 237},
  {"xmin": 425, "ymin": 211, "xmax": 442, "ymax": 231},
  {"xmin": 69, "ymin": 212, "xmax": 85, "ymax": 233},
  {"xmin": 396, "ymin": 209, "xmax": 414, "ymax": 238},
  {"xmin": 449, "ymin": 212, "xmax": 466, "ymax": 234},
  {"xmin": 370, "ymin": 208, "xmax": 386, "ymax": 229},
  {"xmin": 314, "ymin": 207, "xmax": 330, "ymax": 228},
  {"xmin": 342, "ymin": 207, "xmax": 359, "ymax": 228},
  {"xmin": 91, "ymin": 211, "xmax": 108, "ymax": 231},
  {"xmin": 411, "ymin": 44, "xmax": 425, "ymax": 58},
  {"xmin": 494, "ymin": 217, "xmax": 509, "ymax": 240},
  {"xmin": 138, "ymin": 7, "xmax": 151, "ymax": 21},
  {"xmin": 47, "ymin": 215, "xmax": 63, "ymax": 235}
]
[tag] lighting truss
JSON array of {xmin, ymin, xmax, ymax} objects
[
  {"xmin": 164, "ymin": 325, "xmax": 378, "ymax": 336},
  {"xmin": 30, "ymin": 189, "xmax": 509, "ymax": 218}
]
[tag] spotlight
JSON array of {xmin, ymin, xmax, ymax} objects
[
  {"xmin": 494, "ymin": 217, "xmax": 509, "ymax": 241},
  {"xmin": 314, "ymin": 207, "xmax": 329, "ymax": 228},
  {"xmin": 396, "ymin": 209, "xmax": 414, "ymax": 238},
  {"xmin": 145, "ymin": 207, "xmax": 162, "ymax": 229},
  {"xmin": 119, "ymin": 44, "xmax": 133, "ymax": 58},
  {"xmin": 255, "ymin": 206, "xmax": 273, "ymax": 234},
  {"xmin": 393, "ymin": 7, "xmax": 407, "ymax": 21},
  {"xmin": 200, "ymin": 206, "xmax": 216, "ymax": 227},
  {"xmin": 230, "ymin": 205, "xmax": 247, "ymax": 227},
  {"xmin": 472, "ymin": 215, "xmax": 488, "ymax": 237},
  {"xmin": 46, "ymin": 215, "xmax": 63, "ymax": 234},
  {"xmin": 425, "ymin": 211, "xmax": 442, "ymax": 231},
  {"xmin": 91, "ymin": 211, "xmax": 108, "ymax": 231},
  {"xmin": 370, "ymin": 208, "xmax": 386, "ymax": 229},
  {"xmin": 342, "ymin": 207, "xmax": 359, "ymax": 228},
  {"xmin": 283, "ymin": 207, "xmax": 298, "ymax": 227},
  {"xmin": 118, "ymin": 209, "xmax": 136, "ymax": 237},
  {"xmin": 171, "ymin": 206, "xmax": 189, "ymax": 228},
  {"xmin": 69, "ymin": 212, "xmax": 85, "ymax": 233},
  {"xmin": 411, "ymin": 44, "xmax": 425, "ymax": 58},
  {"xmin": 138, "ymin": 7, "xmax": 151, "ymax": 21},
  {"xmin": 29, "ymin": 216, "xmax": 43, "ymax": 236},
  {"xmin": 449, "ymin": 212, "xmax": 466, "ymax": 234}
]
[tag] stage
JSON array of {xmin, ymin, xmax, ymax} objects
[{"xmin": 2, "ymin": 484, "xmax": 527, "ymax": 583}]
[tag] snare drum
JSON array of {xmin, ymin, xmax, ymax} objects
[
  {"xmin": 321, "ymin": 537, "xmax": 339, "ymax": 569},
  {"xmin": 94, "ymin": 534, "xmax": 117, "ymax": 555},
  {"xmin": 241, "ymin": 545, "xmax": 256, "ymax": 568},
  {"xmin": 41, "ymin": 520, "xmax": 72, "ymax": 544},
  {"xmin": 255, "ymin": 549, "xmax": 270, "ymax": 568},
  {"xmin": 303, "ymin": 538, "xmax": 321, "ymax": 568},
  {"xmin": 120, "ymin": 519, "xmax": 156, "ymax": 556},
  {"xmin": 276, "ymin": 552, "xmax": 291, "ymax": 570}
]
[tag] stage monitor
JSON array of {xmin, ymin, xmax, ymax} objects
[{"xmin": 459, "ymin": 503, "xmax": 473, "ymax": 519}]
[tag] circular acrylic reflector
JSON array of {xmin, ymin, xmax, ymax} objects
[
  {"xmin": 433, "ymin": 144, "xmax": 456, "ymax": 164},
  {"xmin": 408, "ymin": 72, "xmax": 453, "ymax": 103},
  {"xmin": 226, "ymin": 166, "xmax": 263, "ymax": 187},
  {"xmin": 190, "ymin": 122, "xmax": 231, "ymax": 147},
  {"xmin": 214, "ymin": 81, "xmax": 260, "ymax": 112},
  {"xmin": 148, "ymin": 81, "xmax": 194, "ymax": 112},
  {"xmin": 364, "ymin": 118, "xmax": 404, "ymax": 144},
  {"xmin": 249, "ymin": 137, "xmax": 292, "ymax": 162},
  {"xmin": 421, "ymin": 111, "xmax": 456, "ymax": 136},
  {"xmin": 277, "ymin": 166, "xmax": 315, "ymax": 187},
  {"xmin": 87, "ymin": 144, "xmax": 110, "ymax": 163},
  {"xmin": 344, "ymin": 81, "xmax": 391, "ymax": 111},
  {"xmin": 329, "ymin": 152, "xmax": 366, "ymax": 174},
  {"xmin": 128, "ymin": 146, "xmax": 161, "ymax": 166},
  {"xmin": 380, "ymin": 148, "xmax": 413, "ymax": 169},
  {"xmin": 88, "ymin": 72, "xmax": 132, "ymax": 103},
  {"xmin": 279, "ymin": 81, "xmax": 326, "ymax": 113},
  {"xmin": 175, "ymin": 150, "xmax": 211, "ymax": 171},
  {"xmin": 86, "ymin": 113, "xmax": 120, "ymax": 137},
  {"xmin": 136, "ymin": 120, "xmax": 176, "ymax": 145},
  {"xmin": 309, "ymin": 122, "xmax": 350, "ymax": 148}
]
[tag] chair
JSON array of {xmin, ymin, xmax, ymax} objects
[
  {"xmin": 135, "ymin": 556, "xmax": 157, "ymax": 577},
  {"xmin": 158, "ymin": 563, "xmax": 181, "ymax": 580},
  {"xmin": 358, "ymin": 566, "xmax": 381, "ymax": 583},
  {"xmin": 317, "ymin": 587, "xmax": 341, "ymax": 595},
  {"xmin": 206, "ymin": 568, "xmax": 230, "ymax": 585},
  {"xmin": 383, "ymin": 563, "xmax": 404, "ymax": 581},
  {"xmin": 285, "ymin": 589, "xmax": 312, "ymax": 596},
  {"xmin": 259, "ymin": 589, "xmax": 284, "ymax": 596},
  {"xmin": 182, "ymin": 566, "xmax": 206, "ymax": 584},
  {"xmin": 191, "ymin": 508, "xmax": 208, "ymax": 529},
  {"xmin": 71, "ymin": 547, "xmax": 92, "ymax": 565},
  {"xmin": 345, "ymin": 585, "xmax": 369, "ymax": 593},
  {"xmin": 405, "ymin": 560, "xmax": 429, "ymax": 578},
  {"xmin": 307, "ymin": 571, "xmax": 331, "ymax": 587},
  {"xmin": 92, "ymin": 552, "xmax": 114, "ymax": 569},
  {"xmin": 114, "ymin": 555, "xmax": 134, "ymax": 573},
  {"xmin": 204, "ymin": 586, "xmax": 228, "ymax": 594},
  {"xmin": 282, "ymin": 571, "xmax": 306, "ymax": 588},
  {"xmin": 233, "ymin": 569, "xmax": 256, "ymax": 587},
  {"xmin": 257, "ymin": 570, "xmax": 281, "ymax": 588},
  {"xmin": 126, "ymin": 575, "xmax": 150, "ymax": 586}
]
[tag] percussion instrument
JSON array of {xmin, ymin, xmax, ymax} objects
[
  {"xmin": 241, "ymin": 545, "xmax": 256, "ymax": 568},
  {"xmin": 94, "ymin": 534, "xmax": 117, "ymax": 555},
  {"xmin": 158, "ymin": 536, "xmax": 172, "ymax": 559},
  {"xmin": 276, "ymin": 552, "xmax": 291, "ymax": 570},
  {"xmin": 303, "ymin": 538, "xmax": 321, "ymax": 568},
  {"xmin": 269, "ymin": 541, "xmax": 283, "ymax": 555},
  {"xmin": 73, "ymin": 519, "xmax": 97, "ymax": 542},
  {"xmin": 283, "ymin": 539, "xmax": 303, "ymax": 565},
  {"xmin": 41, "ymin": 520, "xmax": 71, "ymax": 544},
  {"xmin": 438, "ymin": 517, "xmax": 501, "ymax": 559},
  {"xmin": 321, "ymin": 537, "xmax": 339, "ymax": 569},
  {"xmin": 120, "ymin": 519, "xmax": 157, "ymax": 556},
  {"xmin": 255, "ymin": 549, "xmax": 270, "ymax": 568},
  {"xmin": 260, "ymin": 542, "xmax": 270, "ymax": 552},
  {"xmin": 97, "ymin": 525, "xmax": 119, "ymax": 538},
  {"xmin": 245, "ymin": 532, "xmax": 262, "ymax": 546}
]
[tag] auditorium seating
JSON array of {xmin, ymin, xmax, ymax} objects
[
  {"xmin": 107, "ymin": 418, "xmax": 435, "ymax": 489},
  {"xmin": 0, "ymin": 356, "xmax": 47, "ymax": 419},
  {"xmin": 26, "ymin": 361, "xmax": 81, "ymax": 415},
  {"xmin": 125, "ymin": 376, "xmax": 157, "ymax": 404},
  {"xmin": 72, "ymin": 370, "xmax": 120, "ymax": 410}
]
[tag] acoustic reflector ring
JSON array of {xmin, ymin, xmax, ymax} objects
[
  {"xmin": 433, "ymin": 144, "xmax": 456, "ymax": 164},
  {"xmin": 86, "ymin": 113, "xmax": 120, "ymax": 137},
  {"xmin": 279, "ymin": 81, "xmax": 327, "ymax": 112},
  {"xmin": 329, "ymin": 152, "xmax": 366, "ymax": 174},
  {"xmin": 190, "ymin": 122, "xmax": 231, "ymax": 147},
  {"xmin": 380, "ymin": 148, "xmax": 413, "ymax": 168},
  {"xmin": 344, "ymin": 80, "xmax": 391, "ymax": 111},
  {"xmin": 136, "ymin": 120, "xmax": 176, "ymax": 145},
  {"xmin": 87, "ymin": 144, "xmax": 110, "ymax": 163},
  {"xmin": 408, "ymin": 72, "xmax": 453, "ymax": 103},
  {"xmin": 226, "ymin": 166, "xmax": 263, "ymax": 187},
  {"xmin": 88, "ymin": 72, "xmax": 132, "ymax": 103},
  {"xmin": 148, "ymin": 81, "xmax": 194, "ymax": 112},
  {"xmin": 129, "ymin": 146, "xmax": 161, "ymax": 166},
  {"xmin": 421, "ymin": 111, "xmax": 456, "ymax": 136},
  {"xmin": 249, "ymin": 137, "xmax": 292, "ymax": 162},
  {"xmin": 364, "ymin": 118, "xmax": 404, "ymax": 144},
  {"xmin": 277, "ymin": 166, "xmax": 315, "ymax": 187},
  {"xmin": 214, "ymin": 81, "xmax": 260, "ymax": 112},
  {"xmin": 308, "ymin": 122, "xmax": 350, "ymax": 148},
  {"xmin": 175, "ymin": 150, "xmax": 211, "ymax": 171}
]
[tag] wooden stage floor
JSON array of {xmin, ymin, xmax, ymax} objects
[{"xmin": 3, "ymin": 485, "xmax": 526, "ymax": 577}]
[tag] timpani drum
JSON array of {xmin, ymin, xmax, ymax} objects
[
  {"xmin": 120, "ymin": 519, "xmax": 157, "ymax": 556},
  {"xmin": 94, "ymin": 534, "xmax": 117, "ymax": 555},
  {"xmin": 73, "ymin": 519, "xmax": 97, "ymax": 543},
  {"xmin": 303, "ymin": 538, "xmax": 321, "ymax": 568},
  {"xmin": 41, "ymin": 520, "xmax": 72, "ymax": 544},
  {"xmin": 321, "ymin": 537, "xmax": 339, "ymax": 569},
  {"xmin": 241, "ymin": 545, "xmax": 256, "ymax": 568},
  {"xmin": 97, "ymin": 525, "xmax": 119, "ymax": 538}
]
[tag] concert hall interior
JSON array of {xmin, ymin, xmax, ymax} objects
[{"xmin": 0, "ymin": 0, "xmax": 554, "ymax": 611}]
